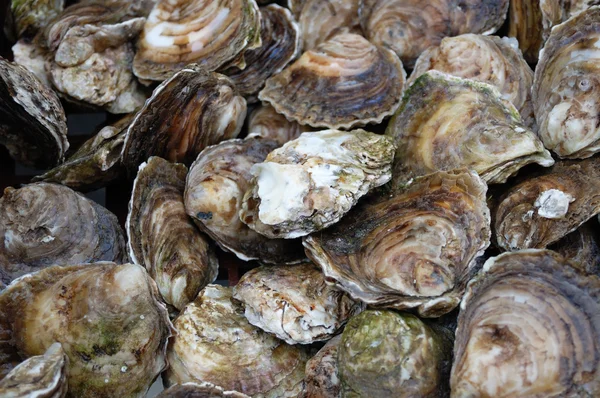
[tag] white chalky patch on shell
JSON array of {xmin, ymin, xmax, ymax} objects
[{"xmin": 534, "ymin": 189, "xmax": 574, "ymax": 219}]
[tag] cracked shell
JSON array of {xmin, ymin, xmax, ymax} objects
[
  {"xmin": 246, "ymin": 105, "xmax": 310, "ymax": 146},
  {"xmin": 304, "ymin": 335, "xmax": 341, "ymax": 398}
]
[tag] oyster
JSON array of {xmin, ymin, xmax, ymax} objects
[
  {"xmin": 540, "ymin": 0, "xmax": 598, "ymax": 39},
  {"xmin": 12, "ymin": 39, "xmax": 51, "ymax": 87},
  {"xmin": 158, "ymin": 382, "xmax": 250, "ymax": 398},
  {"xmin": 0, "ymin": 343, "xmax": 67, "ymax": 398},
  {"xmin": 0, "ymin": 262, "xmax": 173, "ymax": 397},
  {"xmin": 221, "ymin": 5, "xmax": 301, "ymax": 103},
  {"xmin": 297, "ymin": 0, "xmax": 360, "ymax": 50},
  {"xmin": 246, "ymin": 105, "xmax": 310, "ymax": 146},
  {"xmin": 451, "ymin": 250, "xmax": 600, "ymax": 396},
  {"xmin": 409, "ymin": 34, "xmax": 535, "ymax": 130},
  {"xmin": 495, "ymin": 158, "xmax": 600, "ymax": 251},
  {"xmin": 10, "ymin": 0, "xmax": 64, "ymax": 38},
  {"xmin": 165, "ymin": 285, "xmax": 310, "ymax": 397},
  {"xmin": 533, "ymin": 7, "xmax": 600, "ymax": 159},
  {"xmin": 239, "ymin": 129, "xmax": 395, "ymax": 239},
  {"xmin": 184, "ymin": 138, "xmax": 305, "ymax": 264},
  {"xmin": 133, "ymin": 0, "xmax": 261, "ymax": 82},
  {"xmin": 339, "ymin": 310, "xmax": 453, "ymax": 397},
  {"xmin": 0, "ymin": 57, "xmax": 68, "ymax": 168},
  {"xmin": 258, "ymin": 32, "xmax": 405, "ymax": 130},
  {"xmin": 287, "ymin": 0, "xmax": 307, "ymax": 18},
  {"xmin": 304, "ymin": 335, "xmax": 341, "ymax": 398},
  {"xmin": 232, "ymin": 263, "xmax": 363, "ymax": 344},
  {"xmin": 121, "ymin": 67, "xmax": 246, "ymax": 172},
  {"xmin": 549, "ymin": 219, "xmax": 600, "ymax": 274},
  {"xmin": 127, "ymin": 157, "xmax": 218, "ymax": 310},
  {"xmin": 0, "ymin": 183, "xmax": 128, "ymax": 284},
  {"xmin": 508, "ymin": 0, "xmax": 544, "ymax": 63},
  {"xmin": 33, "ymin": 114, "xmax": 132, "ymax": 192},
  {"xmin": 304, "ymin": 169, "xmax": 491, "ymax": 317},
  {"xmin": 387, "ymin": 71, "xmax": 554, "ymax": 186}
]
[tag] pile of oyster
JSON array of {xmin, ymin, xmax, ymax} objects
[{"xmin": 3, "ymin": 0, "xmax": 600, "ymax": 397}]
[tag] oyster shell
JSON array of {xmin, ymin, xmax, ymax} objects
[
  {"xmin": 0, "ymin": 183, "xmax": 128, "ymax": 284},
  {"xmin": 10, "ymin": 0, "xmax": 64, "ymax": 38},
  {"xmin": 549, "ymin": 219, "xmax": 600, "ymax": 274},
  {"xmin": 232, "ymin": 263, "xmax": 363, "ymax": 344},
  {"xmin": 297, "ymin": 0, "xmax": 360, "ymax": 50},
  {"xmin": 33, "ymin": 114, "xmax": 132, "ymax": 192},
  {"xmin": 165, "ymin": 285, "xmax": 310, "ymax": 397},
  {"xmin": 0, "ymin": 57, "xmax": 68, "ymax": 168},
  {"xmin": 387, "ymin": 71, "xmax": 554, "ymax": 186},
  {"xmin": 239, "ymin": 129, "xmax": 395, "ymax": 239},
  {"xmin": 304, "ymin": 335, "xmax": 341, "ymax": 398},
  {"xmin": 0, "ymin": 343, "xmax": 68, "ymax": 398},
  {"xmin": 0, "ymin": 262, "xmax": 173, "ymax": 397},
  {"xmin": 121, "ymin": 67, "xmax": 246, "ymax": 172},
  {"xmin": 304, "ymin": 169, "xmax": 491, "ymax": 317},
  {"xmin": 495, "ymin": 158, "xmax": 600, "ymax": 251},
  {"xmin": 127, "ymin": 157, "xmax": 218, "ymax": 311},
  {"xmin": 451, "ymin": 250, "xmax": 600, "ymax": 396},
  {"xmin": 540, "ymin": 0, "xmax": 598, "ymax": 39},
  {"xmin": 12, "ymin": 39, "xmax": 51, "ymax": 87},
  {"xmin": 508, "ymin": 0, "xmax": 544, "ymax": 63},
  {"xmin": 287, "ymin": 0, "xmax": 307, "ymax": 18},
  {"xmin": 246, "ymin": 105, "xmax": 310, "ymax": 146},
  {"xmin": 184, "ymin": 138, "xmax": 305, "ymax": 264},
  {"xmin": 158, "ymin": 382, "xmax": 250, "ymax": 398},
  {"xmin": 533, "ymin": 7, "xmax": 600, "ymax": 159},
  {"xmin": 221, "ymin": 5, "xmax": 301, "ymax": 103},
  {"xmin": 339, "ymin": 310, "xmax": 453, "ymax": 397},
  {"xmin": 409, "ymin": 34, "xmax": 535, "ymax": 130},
  {"xmin": 258, "ymin": 32, "xmax": 406, "ymax": 130},
  {"xmin": 133, "ymin": 0, "xmax": 262, "ymax": 82}
]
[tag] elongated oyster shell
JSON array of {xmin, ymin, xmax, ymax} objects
[
  {"xmin": 508, "ymin": 0, "xmax": 544, "ymax": 63},
  {"xmin": 232, "ymin": 263, "xmax": 363, "ymax": 344},
  {"xmin": 133, "ymin": 0, "xmax": 261, "ymax": 81},
  {"xmin": 185, "ymin": 138, "xmax": 305, "ymax": 264},
  {"xmin": 298, "ymin": 0, "xmax": 360, "ymax": 50},
  {"xmin": 0, "ymin": 183, "xmax": 128, "ymax": 284},
  {"xmin": 339, "ymin": 310, "xmax": 453, "ymax": 397},
  {"xmin": 240, "ymin": 129, "xmax": 395, "ymax": 239},
  {"xmin": 127, "ymin": 157, "xmax": 218, "ymax": 310},
  {"xmin": 304, "ymin": 169, "xmax": 491, "ymax": 317},
  {"xmin": 121, "ymin": 67, "xmax": 246, "ymax": 172},
  {"xmin": 0, "ymin": 262, "xmax": 173, "ymax": 397},
  {"xmin": 247, "ymin": 105, "xmax": 310, "ymax": 146},
  {"xmin": 451, "ymin": 250, "xmax": 600, "ymax": 396},
  {"xmin": 387, "ymin": 71, "xmax": 554, "ymax": 186},
  {"xmin": 258, "ymin": 32, "xmax": 406, "ymax": 129},
  {"xmin": 165, "ymin": 285, "xmax": 310, "ymax": 397},
  {"xmin": 549, "ymin": 219, "xmax": 600, "ymax": 274},
  {"xmin": 158, "ymin": 382, "xmax": 250, "ymax": 398},
  {"xmin": 495, "ymin": 158, "xmax": 600, "ymax": 251},
  {"xmin": 409, "ymin": 34, "xmax": 535, "ymax": 130},
  {"xmin": 540, "ymin": 0, "xmax": 597, "ymax": 39},
  {"xmin": 304, "ymin": 335, "xmax": 341, "ymax": 398},
  {"xmin": 0, "ymin": 343, "xmax": 67, "ymax": 398},
  {"xmin": 0, "ymin": 57, "xmax": 68, "ymax": 168},
  {"xmin": 533, "ymin": 7, "xmax": 600, "ymax": 159},
  {"xmin": 10, "ymin": 0, "xmax": 64, "ymax": 38},
  {"xmin": 221, "ymin": 5, "xmax": 300, "ymax": 103}
]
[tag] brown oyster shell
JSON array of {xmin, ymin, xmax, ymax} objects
[
  {"xmin": 184, "ymin": 138, "xmax": 305, "ymax": 264},
  {"xmin": 495, "ymin": 158, "xmax": 600, "ymax": 251},
  {"xmin": 158, "ymin": 382, "xmax": 250, "ymax": 398},
  {"xmin": 258, "ymin": 32, "xmax": 406, "ymax": 130},
  {"xmin": 165, "ymin": 285, "xmax": 310, "ymax": 398},
  {"xmin": 304, "ymin": 335, "xmax": 341, "ymax": 398},
  {"xmin": 387, "ymin": 71, "xmax": 554, "ymax": 186},
  {"xmin": 451, "ymin": 250, "xmax": 600, "ymax": 396},
  {"xmin": 0, "ymin": 262, "xmax": 173, "ymax": 397},
  {"xmin": 121, "ymin": 67, "xmax": 246, "ymax": 172},
  {"xmin": 549, "ymin": 219, "xmax": 600, "ymax": 274},
  {"xmin": 298, "ymin": 0, "xmax": 360, "ymax": 50},
  {"xmin": 133, "ymin": 0, "xmax": 262, "ymax": 82},
  {"xmin": 0, "ymin": 183, "xmax": 128, "ymax": 284},
  {"xmin": 304, "ymin": 169, "xmax": 491, "ymax": 317},
  {"xmin": 232, "ymin": 263, "xmax": 363, "ymax": 344},
  {"xmin": 508, "ymin": 0, "xmax": 544, "ymax": 63},
  {"xmin": 9, "ymin": 0, "xmax": 65, "ymax": 39},
  {"xmin": 246, "ymin": 105, "xmax": 310, "ymax": 146},
  {"xmin": 127, "ymin": 156, "xmax": 218, "ymax": 311},
  {"xmin": 0, "ymin": 57, "xmax": 68, "ymax": 168},
  {"xmin": 540, "ymin": 0, "xmax": 598, "ymax": 40}
]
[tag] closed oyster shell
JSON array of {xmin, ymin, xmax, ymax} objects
[
  {"xmin": 549, "ymin": 219, "xmax": 600, "ymax": 274},
  {"xmin": 533, "ymin": 7, "xmax": 600, "ymax": 159},
  {"xmin": 240, "ymin": 129, "xmax": 395, "ymax": 239},
  {"xmin": 304, "ymin": 335, "xmax": 341, "ymax": 398},
  {"xmin": 409, "ymin": 34, "xmax": 535, "ymax": 130},
  {"xmin": 0, "ymin": 183, "xmax": 128, "ymax": 284},
  {"xmin": 495, "ymin": 158, "xmax": 600, "ymax": 251},
  {"xmin": 451, "ymin": 250, "xmax": 600, "ymax": 397},
  {"xmin": 540, "ymin": 0, "xmax": 597, "ymax": 39},
  {"xmin": 165, "ymin": 285, "xmax": 310, "ymax": 398},
  {"xmin": 221, "ymin": 5, "xmax": 301, "ymax": 103},
  {"xmin": 10, "ymin": 0, "xmax": 64, "ymax": 38},
  {"xmin": 304, "ymin": 169, "xmax": 491, "ymax": 317},
  {"xmin": 247, "ymin": 105, "xmax": 310, "ymax": 146},
  {"xmin": 258, "ymin": 32, "xmax": 406, "ymax": 130},
  {"xmin": 508, "ymin": 0, "xmax": 544, "ymax": 63},
  {"xmin": 298, "ymin": 0, "xmax": 360, "ymax": 50},
  {"xmin": 0, "ymin": 262, "xmax": 173, "ymax": 397},
  {"xmin": 339, "ymin": 310, "xmax": 453, "ymax": 397},
  {"xmin": 127, "ymin": 157, "xmax": 218, "ymax": 311},
  {"xmin": 0, "ymin": 57, "xmax": 68, "ymax": 168},
  {"xmin": 121, "ymin": 67, "xmax": 246, "ymax": 172},
  {"xmin": 232, "ymin": 263, "xmax": 364, "ymax": 344},
  {"xmin": 158, "ymin": 382, "xmax": 250, "ymax": 398},
  {"xmin": 0, "ymin": 343, "xmax": 68, "ymax": 398},
  {"xmin": 133, "ymin": 0, "xmax": 262, "ymax": 82},
  {"xmin": 185, "ymin": 138, "xmax": 305, "ymax": 264},
  {"xmin": 387, "ymin": 71, "xmax": 554, "ymax": 186}
]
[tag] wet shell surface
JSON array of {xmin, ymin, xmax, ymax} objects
[
  {"xmin": 246, "ymin": 105, "xmax": 310, "ymax": 146},
  {"xmin": 304, "ymin": 335, "xmax": 341, "ymax": 398}
]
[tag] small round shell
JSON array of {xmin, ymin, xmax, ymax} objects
[
  {"xmin": 158, "ymin": 382, "xmax": 250, "ymax": 398},
  {"xmin": 304, "ymin": 335, "xmax": 342, "ymax": 398},
  {"xmin": 298, "ymin": 0, "xmax": 361, "ymax": 50},
  {"xmin": 258, "ymin": 32, "xmax": 406, "ymax": 130},
  {"xmin": 246, "ymin": 105, "xmax": 310, "ymax": 146}
]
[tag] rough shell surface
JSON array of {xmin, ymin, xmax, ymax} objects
[
  {"xmin": 298, "ymin": 0, "xmax": 360, "ymax": 50},
  {"xmin": 508, "ymin": 0, "xmax": 543, "ymax": 63},
  {"xmin": 304, "ymin": 334, "xmax": 341, "ymax": 398},
  {"xmin": 246, "ymin": 105, "xmax": 310, "ymax": 146},
  {"xmin": 157, "ymin": 382, "xmax": 250, "ymax": 398},
  {"xmin": 548, "ymin": 219, "xmax": 600, "ymax": 274},
  {"xmin": 10, "ymin": 0, "xmax": 65, "ymax": 38},
  {"xmin": 540, "ymin": 0, "xmax": 598, "ymax": 39}
]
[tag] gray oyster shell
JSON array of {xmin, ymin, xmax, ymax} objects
[{"xmin": 304, "ymin": 335, "xmax": 341, "ymax": 398}]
